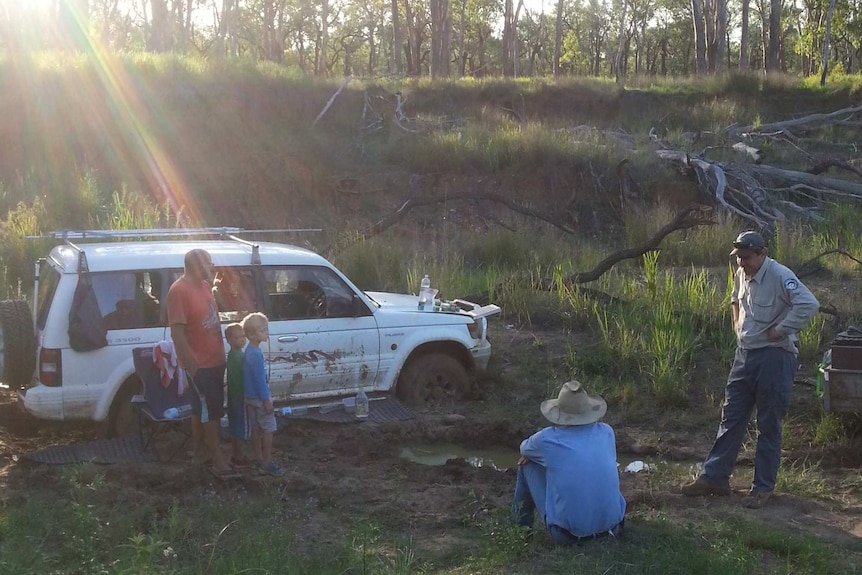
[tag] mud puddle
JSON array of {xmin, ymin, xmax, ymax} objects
[
  {"xmin": 399, "ymin": 443, "xmax": 520, "ymax": 471},
  {"xmin": 399, "ymin": 442, "xmax": 703, "ymax": 475}
]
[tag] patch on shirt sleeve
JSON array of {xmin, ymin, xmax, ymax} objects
[{"xmin": 784, "ymin": 278, "xmax": 799, "ymax": 291}]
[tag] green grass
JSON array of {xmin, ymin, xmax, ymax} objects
[{"xmin": 3, "ymin": 465, "xmax": 857, "ymax": 575}]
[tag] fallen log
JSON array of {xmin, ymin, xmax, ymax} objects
[
  {"xmin": 728, "ymin": 104, "xmax": 862, "ymax": 136},
  {"xmin": 749, "ymin": 164, "xmax": 862, "ymax": 197}
]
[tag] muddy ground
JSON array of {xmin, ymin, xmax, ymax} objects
[{"xmin": 2, "ymin": 324, "xmax": 862, "ymax": 563}]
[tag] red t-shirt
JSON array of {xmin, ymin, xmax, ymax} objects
[{"xmin": 167, "ymin": 276, "xmax": 225, "ymax": 369}]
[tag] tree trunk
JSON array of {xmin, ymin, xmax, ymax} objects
[
  {"xmin": 661, "ymin": 34, "xmax": 668, "ymax": 75},
  {"xmin": 392, "ymin": 0, "xmax": 402, "ymax": 74},
  {"xmin": 148, "ymin": 0, "xmax": 171, "ymax": 52},
  {"xmin": 739, "ymin": 0, "xmax": 750, "ymax": 70},
  {"xmin": 457, "ymin": 0, "xmax": 466, "ymax": 76},
  {"xmin": 704, "ymin": 0, "xmax": 716, "ymax": 72},
  {"xmin": 320, "ymin": 0, "xmax": 329, "ymax": 75},
  {"xmin": 820, "ymin": 0, "xmax": 837, "ymax": 85},
  {"xmin": 502, "ymin": 0, "xmax": 513, "ymax": 75},
  {"xmin": 514, "ymin": 0, "xmax": 524, "ymax": 75},
  {"xmin": 714, "ymin": 0, "xmax": 727, "ymax": 72},
  {"xmin": 691, "ymin": 0, "xmax": 707, "ymax": 74},
  {"xmin": 215, "ymin": 0, "xmax": 233, "ymax": 58},
  {"xmin": 429, "ymin": 0, "xmax": 452, "ymax": 77},
  {"xmin": 403, "ymin": 0, "xmax": 417, "ymax": 75},
  {"xmin": 553, "ymin": 0, "xmax": 564, "ymax": 77},
  {"xmin": 615, "ymin": 0, "xmax": 628, "ymax": 84},
  {"xmin": 766, "ymin": 0, "xmax": 781, "ymax": 73}
]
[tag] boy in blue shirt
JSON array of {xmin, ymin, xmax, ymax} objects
[
  {"xmin": 513, "ymin": 381, "xmax": 626, "ymax": 543},
  {"xmin": 241, "ymin": 312, "xmax": 284, "ymax": 476}
]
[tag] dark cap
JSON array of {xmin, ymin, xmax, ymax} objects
[{"xmin": 730, "ymin": 231, "xmax": 766, "ymax": 256}]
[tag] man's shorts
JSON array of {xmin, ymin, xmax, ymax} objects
[
  {"xmin": 227, "ymin": 394, "xmax": 250, "ymax": 440},
  {"xmin": 245, "ymin": 398, "xmax": 277, "ymax": 433},
  {"xmin": 185, "ymin": 365, "xmax": 226, "ymax": 423}
]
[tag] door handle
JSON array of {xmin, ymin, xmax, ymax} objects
[{"xmin": 278, "ymin": 335, "xmax": 299, "ymax": 343}]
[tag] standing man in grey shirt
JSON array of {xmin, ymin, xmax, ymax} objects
[{"xmin": 682, "ymin": 231, "xmax": 819, "ymax": 508}]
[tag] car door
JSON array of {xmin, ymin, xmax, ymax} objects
[{"xmin": 261, "ymin": 265, "xmax": 379, "ymax": 400}]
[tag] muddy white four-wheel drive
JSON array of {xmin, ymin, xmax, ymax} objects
[{"xmin": 1, "ymin": 229, "xmax": 500, "ymax": 435}]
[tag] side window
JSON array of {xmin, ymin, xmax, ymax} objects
[
  {"xmin": 213, "ymin": 267, "xmax": 259, "ymax": 317},
  {"xmin": 91, "ymin": 271, "xmax": 163, "ymax": 330},
  {"xmin": 264, "ymin": 266, "xmax": 359, "ymax": 320},
  {"xmin": 36, "ymin": 262, "xmax": 61, "ymax": 330}
]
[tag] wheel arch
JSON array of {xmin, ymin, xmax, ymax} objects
[
  {"xmin": 102, "ymin": 372, "xmax": 143, "ymax": 437},
  {"xmin": 396, "ymin": 340, "xmax": 475, "ymax": 387}
]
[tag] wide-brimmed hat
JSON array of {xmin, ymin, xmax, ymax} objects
[
  {"xmin": 730, "ymin": 231, "xmax": 766, "ymax": 256},
  {"xmin": 540, "ymin": 381, "xmax": 607, "ymax": 426}
]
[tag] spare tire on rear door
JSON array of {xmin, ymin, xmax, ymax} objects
[{"xmin": 0, "ymin": 299, "xmax": 36, "ymax": 388}]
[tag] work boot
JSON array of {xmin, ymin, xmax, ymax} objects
[
  {"xmin": 681, "ymin": 476, "xmax": 731, "ymax": 497},
  {"xmin": 742, "ymin": 488, "xmax": 772, "ymax": 509}
]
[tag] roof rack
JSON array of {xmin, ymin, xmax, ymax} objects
[
  {"xmin": 26, "ymin": 227, "xmax": 324, "ymax": 240},
  {"xmin": 28, "ymin": 227, "xmax": 323, "ymax": 269}
]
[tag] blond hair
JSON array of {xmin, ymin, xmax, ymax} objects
[
  {"xmin": 241, "ymin": 312, "xmax": 268, "ymax": 337},
  {"xmin": 224, "ymin": 322, "xmax": 244, "ymax": 339}
]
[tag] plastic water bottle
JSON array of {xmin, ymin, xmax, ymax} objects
[
  {"xmin": 355, "ymin": 383, "xmax": 369, "ymax": 419},
  {"xmin": 280, "ymin": 405, "xmax": 309, "ymax": 417},
  {"xmin": 418, "ymin": 274, "xmax": 431, "ymax": 310},
  {"xmin": 163, "ymin": 405, "xmax": 192, "ymax": 419}
]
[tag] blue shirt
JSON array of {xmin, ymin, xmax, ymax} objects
[
  {"xmin": 242, "ymin": 346, "xmax": 270, "ymax": 401},
  {"xmin": 520, "ymin": 423, "xmax": 626, "ymax": 537}
]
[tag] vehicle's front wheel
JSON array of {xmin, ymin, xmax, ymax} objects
[
  {"xmin": 397, "ymin": 353, "xmax": 470, "ymax": 407},
  {"xmin": 0, "ymin": 299, "xmax": 35, "ymax": 388}
]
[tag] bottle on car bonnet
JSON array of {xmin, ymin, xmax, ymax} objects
[{"xmin": 418, "ymin": 274, "xmax": 431, "ymax": 310}]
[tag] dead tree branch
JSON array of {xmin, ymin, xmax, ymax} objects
[
  {"xmin": 795, "ymin": 249, "xmax": 862, "ymax": 278},
  {"xmin": 563, "ymin": 205, "xmax": 715, "ymax": 284},
  {"xmin": 312, "ymin": 76, "xmax": 352, "ymax": 129}
]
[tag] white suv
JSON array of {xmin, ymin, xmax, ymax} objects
[{"xmin": 3, "ymin": 230, "xmax": 500, "ymax": 434}]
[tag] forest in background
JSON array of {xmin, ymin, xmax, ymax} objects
[{"xmin": 4, "ymin": 0, "xmax": 862, "ymax": 82}]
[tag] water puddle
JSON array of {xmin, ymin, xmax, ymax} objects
[
  {"xmin": 399, "ymin": 443, "xmax": 703, "ymax": 475},
  {"xmin": 399, "ymin": 444, "xmax": 520, "ymax": 471}
]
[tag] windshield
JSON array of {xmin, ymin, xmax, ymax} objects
[{"xmin": 36, "ymin": 260, "xmax": 61, "ymax": 330}]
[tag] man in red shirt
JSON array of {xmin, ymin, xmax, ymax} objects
[{"xmin": 167, "ymin": 249, "xmax": 233, "ymax": 477}]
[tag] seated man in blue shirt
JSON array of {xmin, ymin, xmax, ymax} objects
[{"xmin": 512, "ymin": 380, "xmax": 626, "ymax": 543}]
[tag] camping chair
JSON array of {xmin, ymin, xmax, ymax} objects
[{"xmin": 131, "ymin": 346, "xmax": 193, "ymax": 460}]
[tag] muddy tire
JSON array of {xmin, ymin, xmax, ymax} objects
[
  {"xmin": 0, "ymin": 299, "xmax": 35, "ymax": 388},
  {"xmin": 108, "ymin": 378, "xmax": 143, "ymax": 438},
  {"xmin": 397, "ymin": 353, "xmax": 470, "ymax": 407}
]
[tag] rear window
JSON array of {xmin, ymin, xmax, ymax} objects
[
  {"xmin": 90, "ymin": 271, "xmax": 164, "ymax": 329},
  {"xmin": 36, "ymin": 261, "xmax": 61, "ymax": 330}
]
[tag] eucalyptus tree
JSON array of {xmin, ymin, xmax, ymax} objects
[
  {"xmin": 429, "ymin": 0, "xmax": 453, "ymax": 77},
  {"xmin": 340, "ymin": 0, "xmax": 388, "ymax": 74},
  {"xmin": 766, "ymin": 0, "xmax": 781, "ymax": 71},
  {"xmin": 740, "ymin": 0, "xmax": 751, "ymax": 68},
  {"xmin": 456, "ymin": 0, "xmax": 499, "ymax": 75},
  {"xmin": 502, "ymin": 0, "xmax": 525, "ymax": 74},
  {"xmin": 554, "ymin": 0, "xmax": 564, "ymax": 74},
  {"xmin": 627, "ymin": 0, "xmax": 656, "ymax": 76},
  {"xmin": 519, "ymin": 7, "xmax": 553, "ymax": 75},
  {"xmin": 575, "ymin": 0, "xmax": 612, "ymax": 75},
  {"xmin": 402, "ymin": 0, "xmax": 430, "ymax": 75}
]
